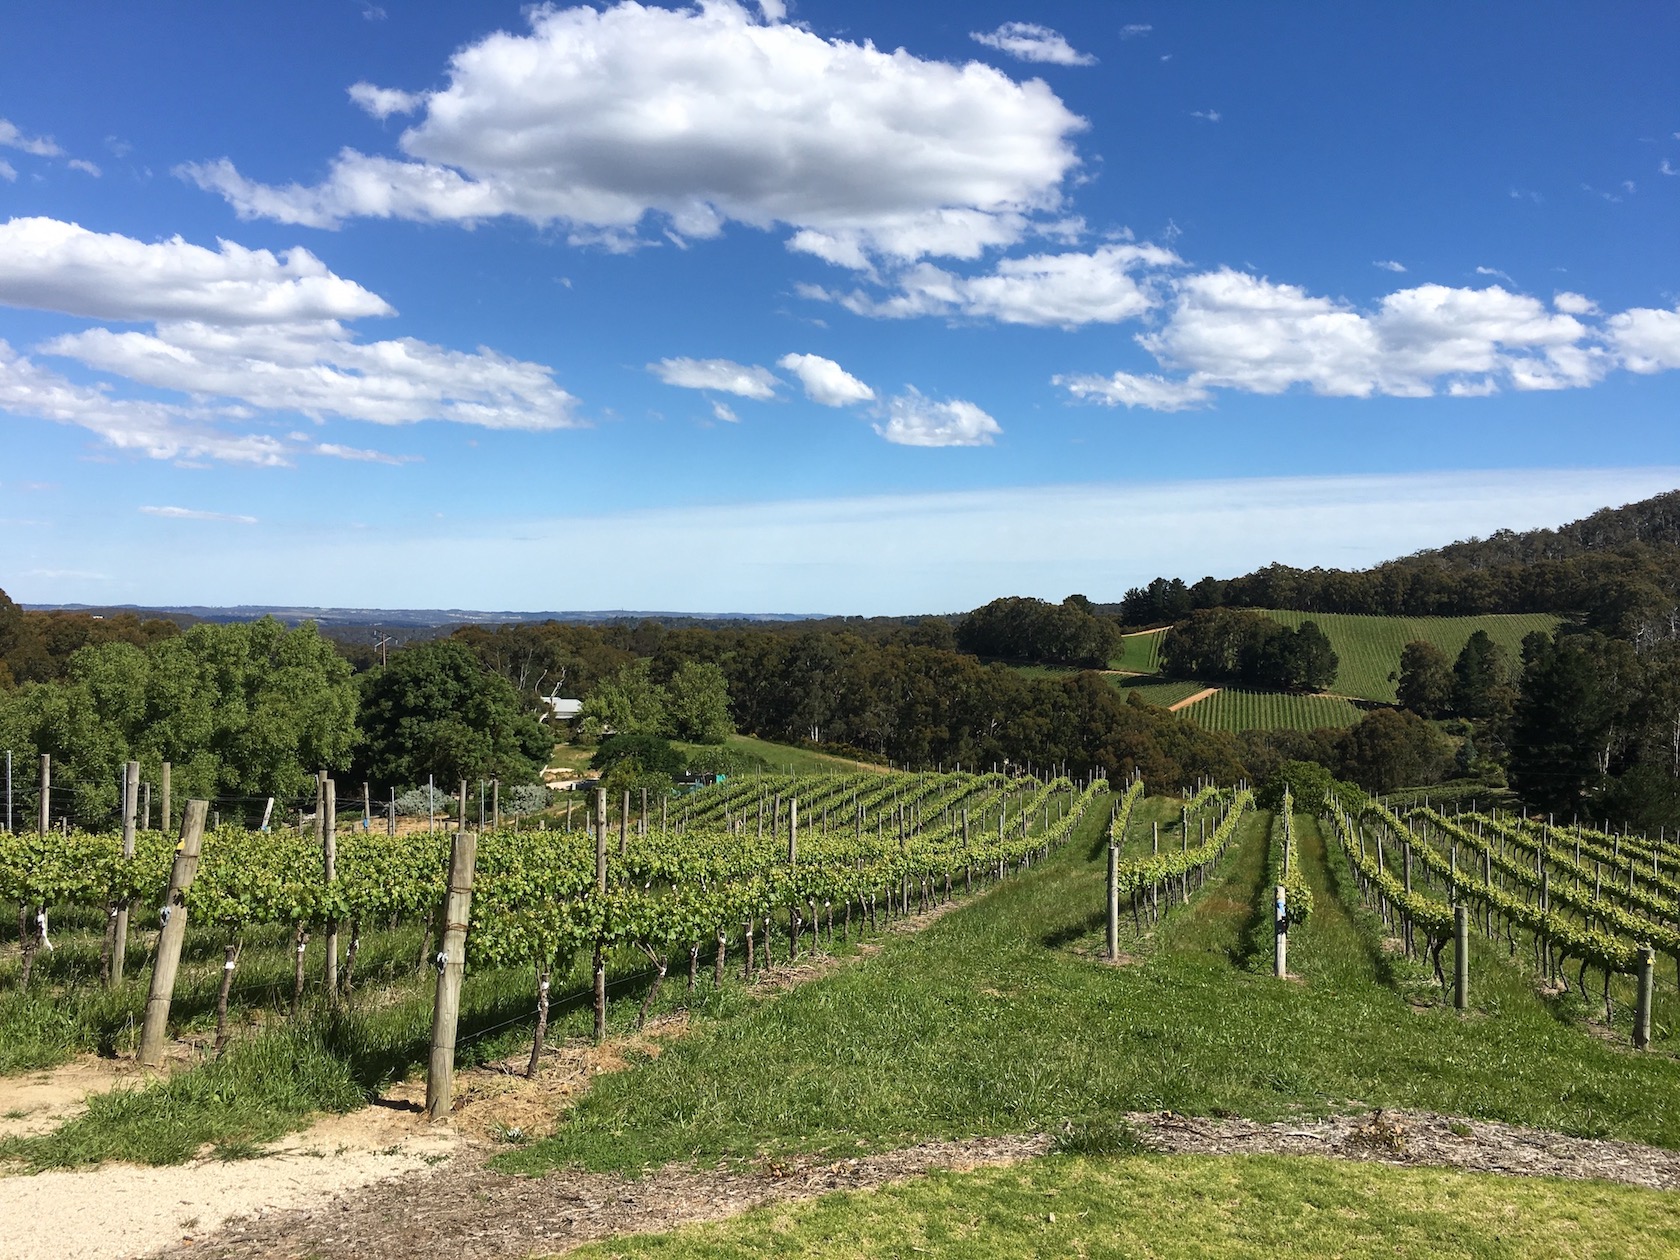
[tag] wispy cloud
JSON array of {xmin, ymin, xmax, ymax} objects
[
  {"xmin": 1373, "ymin": 260, "xmax": 1406, "ymax": 273},
  {"xmin": 970, "ymin": 22, "xmax": 1096, "ymax": 67},
  {"xmin": 140, "ymin": 505, "xmax": 258, "ymax": 524},
  {"xmin": 649, "ymin": 357, "xmax": 779, "ymax": 400},
  {"xmin": 1120, "ymin": 24, "xmax": 1152, "ymax": 39},
  {"xmin": 0, "ymin": 119, "xmax": 61, "ymax": 157},
  {"xmin": 313, "ymin": 442, "xmax": 420, "ymax": 465},
  {"xmin": 1190, "ymin": 110, "xmax": 1222, "ymax": 123}
]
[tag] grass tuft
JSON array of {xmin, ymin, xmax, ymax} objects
[{"xmin": 0, "ymin": 1020, "xmax": 366, "ymax": 1169}]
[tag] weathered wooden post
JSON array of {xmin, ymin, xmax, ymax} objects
[
  {"xmin": 425, "ymin": 826, "xmax": 478, "ymax": 1120},
  {"xmin": 594, "ymin": 785, "xmax": 609, "ymax": 1042},
  {"xmin": 1106, "ymin": 842, "xmax": 1120, "ymax": 960},
  {"xmin": 323, "ymin": 776, "xmax": 338, "ymax": 994},
  {"xmin": 138, "ymin": 801, "xmax": 208, "ymax": 1067},
  {"xmin": 1274, "ymin": 885, "xmax": 1288, "ymax": 978},
  {"xmin": 37, "ymin": 753, "xmax": 49, "ymax": 835},
  {"xmin": 1454, "ymin": 904, "xmax": 1470, "ymax": 1011},
  {"xmin": 112, "ymin": 759, "xmax": 141, "ymax": 983},
  {"xmin": 620, "ymin": 789, "xmax": 630, "ymax": 856},
  {"xmin": 1635, "ymin": 945, "xmax": 1655, "ymax": 1050},
  {"xmin": 789, "ymin": 797, "xmax": 799, "ymax": 865}
]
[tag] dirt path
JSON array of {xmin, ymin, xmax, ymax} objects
[
  {"xmin": 141, "ymin": 1107, "xmax": 1680, "ymax": 1260},
  {"xmin": 152, "ymin": 1135, "xmax": 1050, "ymax": 1260},
  {"xmin": 0, "ymin": 1056, "xmax": 157, "ymax": 1140},
  {"xmin": 1167, "ymin": 687, "xmax": 1220, "ymax": 712},
  {"xmin": 0, "ymin": 1104, "xmax": 460, "ymax": 1260}
]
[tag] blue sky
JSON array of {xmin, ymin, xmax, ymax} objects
[{"xmin": 2, "ymin": 2, "xmax": 1678, "ymax": 613}]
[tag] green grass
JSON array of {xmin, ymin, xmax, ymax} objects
[
  {"xmin": 686, "ymin": 734, "xmax": 889, "ymax": 776},
  {"xmin": 1179, "ymin": 688, "xmax": 1365, "ymax": 732},
  {"xmin": 0, "ymin": 1021, "xmax": 365, "ymax": 1168},
  {"xmin": 565, "ymin": 1153, "xmax": 1680, "ymax": 1260},
  {"xmin": 546, "ymin": 742, "xmax": 597, "ymax": 775},
  {"xmin": 1111, "ymin": 629, "xmax": 1165, "ymax": 673},
  {"xmin": 1259, "ymin": 610, "xmax": 1560, "ymax": 702},
  {"xmin": 497, "ymin": 794, "xmax": 1680, "ymax": 1178}
]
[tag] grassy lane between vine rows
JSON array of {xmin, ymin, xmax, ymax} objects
[
  {"xmin": 502, "ymin": 794, "xmax": 1680, "ymax": 1177},
  {"xmin": 561, "ymin": 1153, "xmax": 1680, "ymax": 1260}
]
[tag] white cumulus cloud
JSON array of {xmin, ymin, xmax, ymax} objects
[
  {"xmin": 1607, "ymin": 305, "xmax": 1680, "ymax": 374},
  {"xmin": 0, "ymin": 219, "xmax": 581, "ymax": 461},
  {"xmin": 971, "ymin": 22, "xmax": 1095, "ymax": 66},
  {"xmin": 182, "ymin": 1, "xmax": 1086, "ymax": 266},
  {"xmin": 650, "ymin": 357, "xmax": 780, "ymax": 400},
  {"xmin": 0, "ymin": 217, "xmax": 393, "ymax": 323},
  {"xmin": 875, "ymin": 388, "xmax": 1001, "ymax": 447},
  {"xmin": 0, "ymin": 340, "xmax": 294, "ymax": 466},
  {"xmin": 825, "ymin": 242, "xmax": 1178, "ymax": 328},
  {"xmin": 1058, "ymin": 270, "xmax": 1633, "ymax": 410},
  {"xmin": 47, "ymin": 320, "xmax": 579, "ymax": 431},
  {"xmin": 1553, "ymin": 291, "xmax": 1599, "ymax": 316},
  {"xmin": 777, "ymin": 352, "xmax": 875, "ymax": 406},
  {"xmin": 347, "ymin": 82, "xmax": 426, "ymax": 119}
]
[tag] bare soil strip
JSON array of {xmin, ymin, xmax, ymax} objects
[
  {"xmin": 1167, "ymin": 687, "xmax": 1221, "ymax": 712},
  {"xmin": 1130, "ymin": 1108, "xmax": 1680, "ymax": 1191},
  {"xmin": 146, "ymin": 1107, "xmax": 1680, "ymax": 1260},
  {"xmin": 151, "ymin": 1135, "xmax": 1050, "ymax": 1260},
  {"xmin": 0, "ymin": 1106, "xmax": 459, "ymax": 1260}
]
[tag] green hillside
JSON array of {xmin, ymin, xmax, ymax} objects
[
  {"xmin": 1179, "ymin": 688, "xmax": 1364, "ymax": 733},
  {"xmin": 1258, "ymin": 611, "xmax": 1559, "ymax": 702},
  {"xmin": 1111, "ymin": 628, "xmax": 1165, "ymax": 673}
]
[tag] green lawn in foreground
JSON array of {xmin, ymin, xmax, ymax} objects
[
  {"xmin": 499, "ymin": 793, "xmax": 1680, "ymax": 1177},
  {"xmin": 1259, "ymin": 611, "xmax": 1560, "ymax": 702},
  {"xmin": 565, "ymin": 1154, "xmax": 1680, "ymax": 1260}
]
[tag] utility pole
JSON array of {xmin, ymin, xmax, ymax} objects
[{"xmin": 373, "ymin": 629, "xmax": 394, "ymax": 668}]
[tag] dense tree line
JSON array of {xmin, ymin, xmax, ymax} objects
[
  {"xmin": 0, "ymin": 589, "xmax": 183, "ymax": 687},
  {"xmin": 955, "ymin": 595, "xmax": 1118, "ymax": 669},
  {"xmin": 1118, "ymin": 489, "xmax": 1680, "ymax": 639},
  {"xmin": 1237, "ymin": 710, "xmax": 1454, "ymax": 797},
  {"xmin": 1160, "ymin": 609, "xmax": 1338, "ymax": 691},
  {"xmin": 0, "ymin": 616, "xmax": 358, "ymax": 823}
]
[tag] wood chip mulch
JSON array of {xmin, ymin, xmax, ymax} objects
[
  {"xmin": 152, "ymin": 1134, "xmax": 1052, "ymax": 1260},
  {"xmin": 1129, "ymin": 1108, "xmax": 1680, "ymax": 1190}
]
